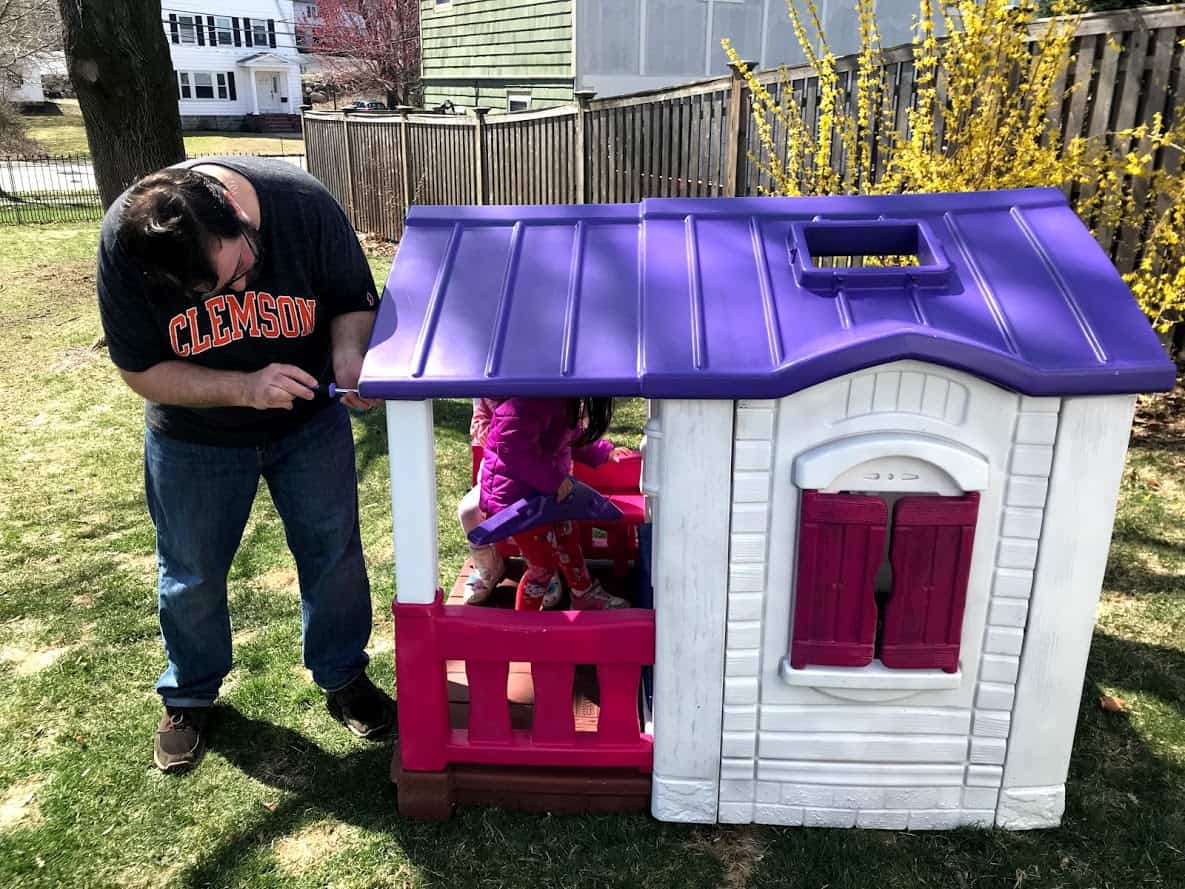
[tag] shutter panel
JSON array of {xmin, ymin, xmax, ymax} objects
[
  {"xmin": 881, "ymin": 493, "xmax": 979, "ymax": 673},
  {"xmin": 268, "ymin": 19, "xmax": 277, "ymax": 48},
  {"xmin": 227, "ymin": 71, "xmax": 237, "ymax": 101},
  {"xmin": 207, "ymin": 16, "xmax": 217, "ymax": 45},
  {"xmin": 232, "ymin": 17, "xmax": 241, "ymax": 46},
  {"xmin": 244, "ymin": 17, "xmax": 253, "ymax": 47},
  {"xmin": 195, "ymin": 17, "xmax": 205, "ymax": 46},
  {"xmin": 789, "ymin": 491, "xmax": 887, "ymax": 669},
  {"xmin": 169, "ymin": 14, "xmax": 179, "ymax": 44}
]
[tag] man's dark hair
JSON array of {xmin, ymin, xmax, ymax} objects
[{"xmin": 117, "ymin": 168, "xmax": 246, "ymax": 294}]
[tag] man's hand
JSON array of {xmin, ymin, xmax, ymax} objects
[
  {"xmin": 556, "ymin": 476, "xmax": 575, "ymax": 502},
  {"xmin": 330, "ymin": 311, "xmax": 381, "ymax": 411},
  {"xmin": 609, "ymin": 447, "xmax": 635, "ymax": 462},
  {"xmin": 332, "ymin": 349, "xmax": 381, "ymax": 411},
  {"xmin": 243, "ymin": 364, "xmax": 317, "ymax": 410}
]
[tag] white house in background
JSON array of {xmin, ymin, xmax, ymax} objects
[
  {"xmin": 3, "ymin": 57, "xmax": 47, "ymax": 106},
  {"xmin": 163, "ymin": 1, "xmax": 305, "ymax": 131}
]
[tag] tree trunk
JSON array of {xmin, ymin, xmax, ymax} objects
[{"xmin": 57, "ymin": 0, "xmax": 185, "ymax": 209}]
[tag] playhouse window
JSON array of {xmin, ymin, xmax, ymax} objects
[{"xmin": 789, "ymin": 489, "xmax": 978, "ymax": 674}]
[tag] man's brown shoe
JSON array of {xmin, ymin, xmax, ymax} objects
[{"xmin": 153, "ymin": 706, "xmax": 210, "ymax": 773}]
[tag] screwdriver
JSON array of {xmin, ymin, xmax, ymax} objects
[{"xmin": 313, "ymin": 383, "xmax": 360, "ymax": 398}]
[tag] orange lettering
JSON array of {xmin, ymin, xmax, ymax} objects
[
  {"xmin": 168, "ymin": 313, "xmax": 190, "ymax": 357},
  {"xmin": 276, "ymin": 295, "xmax": 300, "ymax": 337},
  {"xmin": 226, "ymin": 292, "xmax": 259, "ymax": 340},
  {"xmin": 206, "ymin": 295, "xmax": 231, "ymax": 348},
  {"xmin": 185, "ymin": 306, "xmax": 212, "ymax": 354},
  {"xmin": 256, "ymin": 292, "xmax": 280, "ymax": 338},
  {"xmin": 296, "ymin": 297, "xmax": 317, "ymax": 336}
]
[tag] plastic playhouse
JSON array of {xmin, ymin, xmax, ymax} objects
[{"xmin": 358, "ymin": 189, "xmax": 1175, "ymax": 829}]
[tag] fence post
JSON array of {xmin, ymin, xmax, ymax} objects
[
  {"xmin": 472, "ymin": 106, "xmax": 489, "ymax": 205},
  {"xmin": 396, "ymin": 106, "xmax": 413, "ymax": 231},
  {"xmin": 574, "ymin": 89, "xmax": 596, "ymax": 204},
  {"xmin": 725, "ymin": 60, "xmax": 756, "ymax": 197},
  {"xmin": 341, "ymin": 110, "xmax": 356, "ymax": 223},
  {"xmin": 6, "ymin": 155, "xmax": 20, "ymax": 225}
]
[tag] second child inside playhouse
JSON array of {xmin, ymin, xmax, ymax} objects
[{"xmin": 458, "ymin": 397, "xmax": 633, "ymax": 611}]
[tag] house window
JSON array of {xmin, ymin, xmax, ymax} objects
[
  {"xmin": 178, "ymin": 15, "xmax": 197, "ymax": 44},
  {"xmin": 193, "ymin": 72, "xmax": 215, "ymax": 99},
  {"xmin": 178, "ymin": 72, "xmax": 192, "ymax": 99},
  {"xmin": 215, "ymin": 16, "xmax": 233, "ymax": 45},
  {"xmin": 508, "ymin": 93, "xmax": 531, "ymax": 112},
  {"xmin": 788, "ymin": 490, "xmax": 979, "ymax": 674},
  {"xmin": 252, "ymin": 20, "xmax": 269, "ymax": 45}
]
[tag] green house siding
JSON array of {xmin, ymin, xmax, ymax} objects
[{"xmin": 421, "ymin": 0, "xmax": 574, "ymax": 112}]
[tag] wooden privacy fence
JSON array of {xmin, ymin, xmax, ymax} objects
[{"xmin": 304, "ymin": 5, "xmax": 1185, "ymax": 274}]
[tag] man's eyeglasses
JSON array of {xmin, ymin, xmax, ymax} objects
[{"xmin": 192, "ymin": 228, "xmax": 260, "ymax": 301}]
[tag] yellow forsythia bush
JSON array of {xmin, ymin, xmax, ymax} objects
[{"xmin": 725, "ymin": 0, "xmax": 1185, "ymax": 332}]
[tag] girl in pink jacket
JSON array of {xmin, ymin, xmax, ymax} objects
[{"xmin": 481, "ymin": 397, "xmax": 630, "ymax": 611}]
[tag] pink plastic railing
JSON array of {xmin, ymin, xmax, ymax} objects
[{"xmin": 394, "ymin": 592, "xmax": 655, "ymax": 773}]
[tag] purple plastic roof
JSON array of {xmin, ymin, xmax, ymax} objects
[{"xmin": 359, "ymin": 189, "xmax": 1175, "ymax": 400}]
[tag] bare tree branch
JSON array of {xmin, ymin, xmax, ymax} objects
[{"xmin": 0, "ymin": 0, "xmax": 60, "ymax": 82}]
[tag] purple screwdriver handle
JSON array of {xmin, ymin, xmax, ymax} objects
[
  {"xmin": 468, "ymin": 480, "xmax": 624, "ymax": 546},
  {"xmin": 316, "ymin": 383, "xmax": 359, "ymax": 398}
]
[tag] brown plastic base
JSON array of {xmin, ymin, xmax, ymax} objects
[
  {"xmin": 391, "ymin": 746, "xmax": 652, "ymax": 820},
  {"xmin": 391, "ymin": 559, "xmax": 651, "ymax": 820}
]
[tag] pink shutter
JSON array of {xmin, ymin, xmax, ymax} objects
[
  {"xmin": 881, "ymin": 493, "xmax": 980, "ymax": 673},
  {"xmin": 789, "ymin": 491, "xmax": 887, "ymax": 669}
]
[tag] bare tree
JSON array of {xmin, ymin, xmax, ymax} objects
[
  {"xmin": 57, "ymin": 0, "xmax": 184, "ymax": 208},
  {"xmin": 305, "ymin": 0, "xmax": 419, "ymax": 108},
  {"xmin": 0, "ymin": 0, "xmax": 60, "ymax": 84}
]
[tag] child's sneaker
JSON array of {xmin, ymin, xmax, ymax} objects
[
  {"xmin": 541, "ymin": 574, "xmax": 563, "ymax": 610},
  {"xmin": 463, "ymin": 570, "xmax": 498, "ymax": 605},
  {"xmin": 464, "ymin": 546, "xmax": 504, "ymax": 605},
  {"xmin": 570, "ymin": 579, "xmax": 629, "ymax": 610}
]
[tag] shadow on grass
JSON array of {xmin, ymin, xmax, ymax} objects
[
  {"xmin": 190, "ymin": 705, "xmax": 705, "ymax": 889},
  {"xmin": 174, "ymin": 626, "xmax": 1185, "ymax": 889}
]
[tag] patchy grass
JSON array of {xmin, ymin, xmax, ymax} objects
[
  {"xmin": 0, "ymin": 222, "xmax": 1181, "ymax": 888},
  {"xmin": 21, "ymin": 101, "xmax": 304, "ymax": 157}
]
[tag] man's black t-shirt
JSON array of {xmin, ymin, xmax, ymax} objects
[{"xmin": 97, "ymin": 156, "xmax": 379, "ymax": 447}]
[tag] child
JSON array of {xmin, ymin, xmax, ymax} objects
[
  {"xmin": 457, "ymin": 399, "xmax": 562, "ymax": 607},
  {"xmin": 480, "ymin": 397, "xmax": 630, "ymax": 611}
]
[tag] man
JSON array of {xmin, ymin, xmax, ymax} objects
[{"xmin": 97, "ymin": 156, "xmax": 395, "ymax": 773}]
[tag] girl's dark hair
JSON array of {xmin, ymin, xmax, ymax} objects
[
  {"xmin": 568, "ymin": 397, "xmax": 614, "ymax": 447},
  {"xmin": 116, "ymin": 168, "xmax": 245, "ymax": 294}
]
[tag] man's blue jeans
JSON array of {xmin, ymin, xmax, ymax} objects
[{"xmin": 144, "ymin": 402, "xmax": 371, "ymax": 708}]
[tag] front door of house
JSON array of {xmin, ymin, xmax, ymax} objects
[{"xmin": 256, "ymin": 72, "xmax": 284, "ymax": 112}]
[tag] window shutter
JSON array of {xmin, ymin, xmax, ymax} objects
[
  {"xmin": 169, "ymin": 14, "xmax": 179, "ymax": 44},
  {"xmin": 227, "ymin": 72, "xmax": 237, "ymax": 101},
  {"xmin": 268, "ymin": 20, "xmax": 277, "ymax": 48},
  {"xmin": 195, "ymin": 18, "xmax": 205, "ymax": 46},
  {"xmin": 207, "ymin": 16, "xmax": 217, "ymax": 45},
  {"xmin": 232, "ymin": 17, "xmax": 242, "ymax": 46},
  {"xmin": 244, "ymin": 17, "xmax": 253, "ymax": 47},
  {"xmin": 881, "ymin": 493, "xmax": 980, "ymax": 673},
  {"xmin": 789, "ymin": 491, "xmax": 887, "ymax": 669}
]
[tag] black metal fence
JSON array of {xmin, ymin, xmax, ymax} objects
[{"xmin": 0, "ymin": 152, "xmax": 306, "ymax": 225}]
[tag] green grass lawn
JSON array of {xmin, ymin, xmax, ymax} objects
[
  {"xmin": 21, "ymin": 101, "xmax": 305, "ymax": 157},
  {"xmin": 0, "ymin": 222, "xmax": 1182, "ymax": 888}
]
